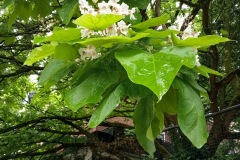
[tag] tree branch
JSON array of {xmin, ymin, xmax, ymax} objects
[
  {"xmin": 225, "ymin": 132, "xmax": 240, "ymax": 139},
  {"xmin": 180, "ymin": 6, "xmax": 201, "ymax": 31},
  {"xmin": 179, "ymin": 0, "xmax": 200, "ymax": 8},
  {"xmin": 217, "ymin": 69, "xmax": 240, "ymax": 88}
]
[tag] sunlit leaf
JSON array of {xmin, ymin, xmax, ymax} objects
[
  {"xmin": 34, "ymin": 27, "xmax": 81, "ymax": 44},
  {"xmin": 24, "ymin": 44, "xmax": 56, "ymax": 66},
  {"xmin": 78, "ymin": 33, "xmax": 149, "ymax": 47},
  {"xmin": 115, "ymin": 46, "xmax": 194, "ymax": 100},
  {"xmin": 131, "ymin": 14, "xmax": 170, "ymax": 30},
  {"xmin": 171, "ymin": 33, "xmax": 231, "ymax": 48},
  {"xmin": 73, "ymin": 14, "xmax": 124, "ymax": 31},
  {"xmin": 54, "ymin": 43, "xmax": 77, "ymax": 60}
]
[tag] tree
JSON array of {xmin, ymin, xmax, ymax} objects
[{"xmin": 0, "ymin": 0, "xmax": 239, "ymax": 159}]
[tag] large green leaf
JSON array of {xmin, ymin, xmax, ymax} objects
[
  {"xmin": 171, "ymin": 33, "xmax": 231, "ymax": 48},
  {"xmin": 54, "ymin": 43, "xmax": 77, "ymax": 61},
  {"xmin": 39, "ymin": 59, "xmax": 74, "ymax": 86},
  {"xmin": 24, "ymin": 44, "xmax": 56, "ymax": 66},
  {"xmin": 73, "ymin": 14, "xmax": 124, "ymax": 31},
  {"xmin": 173, "ymin": 78, "xmax": 208, "ymax": 148},
  {"xmin": 58, "ymin": 0, "xmax": 78, "ymax": 24},
  {"xmin": 34, "ymin": 27, "xmax": 81, "ymax": 44},
  {"xmin": 78, "ymin": 33, "xmax": 149, "ymax": 47},
  {"xmin": 133, "ymin": 95, "xmax": 155, "ymax": 155},
  {"xmin": 115, "ymin": 47, "xmax": 194, "ymax": 100},
  {"xmin": 160, "ymin": 46, "xmax": 196, "ymax": 68},
  {"xmin": 65, "ymin": 71, "xmax": 119, "ymax": 112},
  {"xmin": 131, "ymin": 14, "xmax": 170, "ymax": 30},
  {"xmin": 88, "ymin": 80, "xmax": 150, "ymax": 128},
  {"xmin": 156, "ymin": 87, "xmax": 177, "ymax": 115}
]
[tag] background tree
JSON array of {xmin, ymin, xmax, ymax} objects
[{"xmin": 0, "ymin": 0, "xmax": 239, "ymax": 159}]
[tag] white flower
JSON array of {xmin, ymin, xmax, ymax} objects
[
  {"xmin": 119, "ymin": 3, "xmax": 129, "ymax": 15},
  {"xmin": 129, "ymin": 8, "xmax": 136, "ymax": 20},
  {"xmin": 105, "ymin": 24, "xmax": 118, "ymax": 36},
  {"xmin": 98, "ymin": 1, "xmax": 111, "ymax": 14},
  {"xmin": 79, "ymin": 45, "xmax": 101, "ymax": 61},
  {"xmin": 195, "ymin": 54, "xmax": 201, "ymax": 66},
  {"xmin": 117, "ymin": 20, "xmax": 130, "ymax": 35}
]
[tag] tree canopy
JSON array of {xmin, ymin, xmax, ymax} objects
[{"xmin": 0, "ymin": 0, "xmax": 239, "ymax": 159}]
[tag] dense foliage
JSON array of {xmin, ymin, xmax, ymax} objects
[{"xmin": 0, "ymin": 0, "xmax": 239, "ymax": 159}]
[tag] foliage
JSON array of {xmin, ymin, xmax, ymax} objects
[{"xmin": 0, "ymin": 0, "xmax": 239, "ymax": 159}]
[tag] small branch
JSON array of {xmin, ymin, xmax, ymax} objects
[
  {"xmin": 0, "ymin": 145, "xmax": 64, "ymax": 159},
  {"xmin": 0, "ymin": 66, "xmax": 44, "ymax": 79},
  {"xmin": 217, "ymin": 69, "xmax": 240, "ymax": 88},
  {"xmin": 179, "ymin": 0, "xmax": 200, "ymax": 8},
  {"xmin": 180, "ymin": 6, "xmax": 201, "ymax": 31},
  {"xmin": 225, "ymin": 132, "xmax": 240, "ymax": 139}
]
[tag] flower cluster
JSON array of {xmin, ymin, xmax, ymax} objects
[
  {"xmin": 77, "ymin": 0, "xmax": 136, "ymax": 61},
  {"xmin": 77, "ymin": 45, "xmax": 101, "ymax": 61},
  {"xmin": 79, "ymin": 0, "xmax": 136, "ymax": 19}
]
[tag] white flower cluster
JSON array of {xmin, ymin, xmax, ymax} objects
[
  {"xmin": 79, "ymin": 0, "xmax": 136, "ymax": 19},
  {"xmin": 76, "ymin": 45, "xmax": 101, "ymax": 62},
  {"xmin": 77, "ymin": 0, "xmax": 136, "ymax": 61}
]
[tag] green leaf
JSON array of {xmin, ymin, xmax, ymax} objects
[
  {"xmin": 147, "ymin": 111, "xmax": 164, "ymax": 141},
  {"xmin": 194, "ymin": 65, "xmax": 223, "ymax": 78},
  {"xmin": 54, "ymin": 43, "xmax": 77, "ymax": 60},
  {"xmin": 172, "ymin": 78, "xmax": 208, "ymax": 148},
  {"xmin": 65, "ymin": 70, "xmax": 119, "ymax": 112},
  {"xmin": 171, "ymin": 33, "xmax": 231, "ymax": 48},
  {"xmin": 181, "ymin": 74, "xmax": 209, "ymax": 100},
  {"xmin": 7, "ymin": 5, "xmax": 17, "ymax": 30},
  {"xmin": 32, "ymin": 0, "xmax": 52, "ymax": 19},
  {"xmin": 24, "ymin": 44, "xmax": 56, "ymax": 66},
  {"xmin": 88, "ymin": 80, "xmax": 150, "ymax": 128},
  {"xmin": 73, "ymin": 14, "xmax": 124, "ymax": 31},
  {"xmin": 160, "ymin": 46, "xmax": 196, "ymax": 68},
  {"xmin": 34, "ymin": 27, "xmax": 81, "ymax": 44},
  {"xmin": 131, "ymin": 14, "xmax": 170, "ymax": 30},
  {"xmin": 39, "ymin": 59, "xmax": 74, "ymax": 86},
  {"xmin": 16, "ymin": 1, "xmax": 32, "ymax": 21},
  {"xmin": 156, "ymin": 87, "xmax": 177, "ymax": 115},
  {"xmin": 133, "ymin": 95, "xmax": 155, "ymax": 155},
  {"xmin": 78, "ymin": 33, "xmax": 149, "ymax": 47},
  {"xmin": 115, "ymin": 47, "xmax": 191, "ymax": 100},
  {"xmin": 143, "ymin": 29, "xmax": 180, "ymax": 38},
  {"xmin": 58, "ymin": 0, "xmax": 78, "ymax": 24}
]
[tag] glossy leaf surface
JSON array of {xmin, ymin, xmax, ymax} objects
[{"xmin": 115, "ymin": 47, "xmax": 195, "ymax": 99}]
